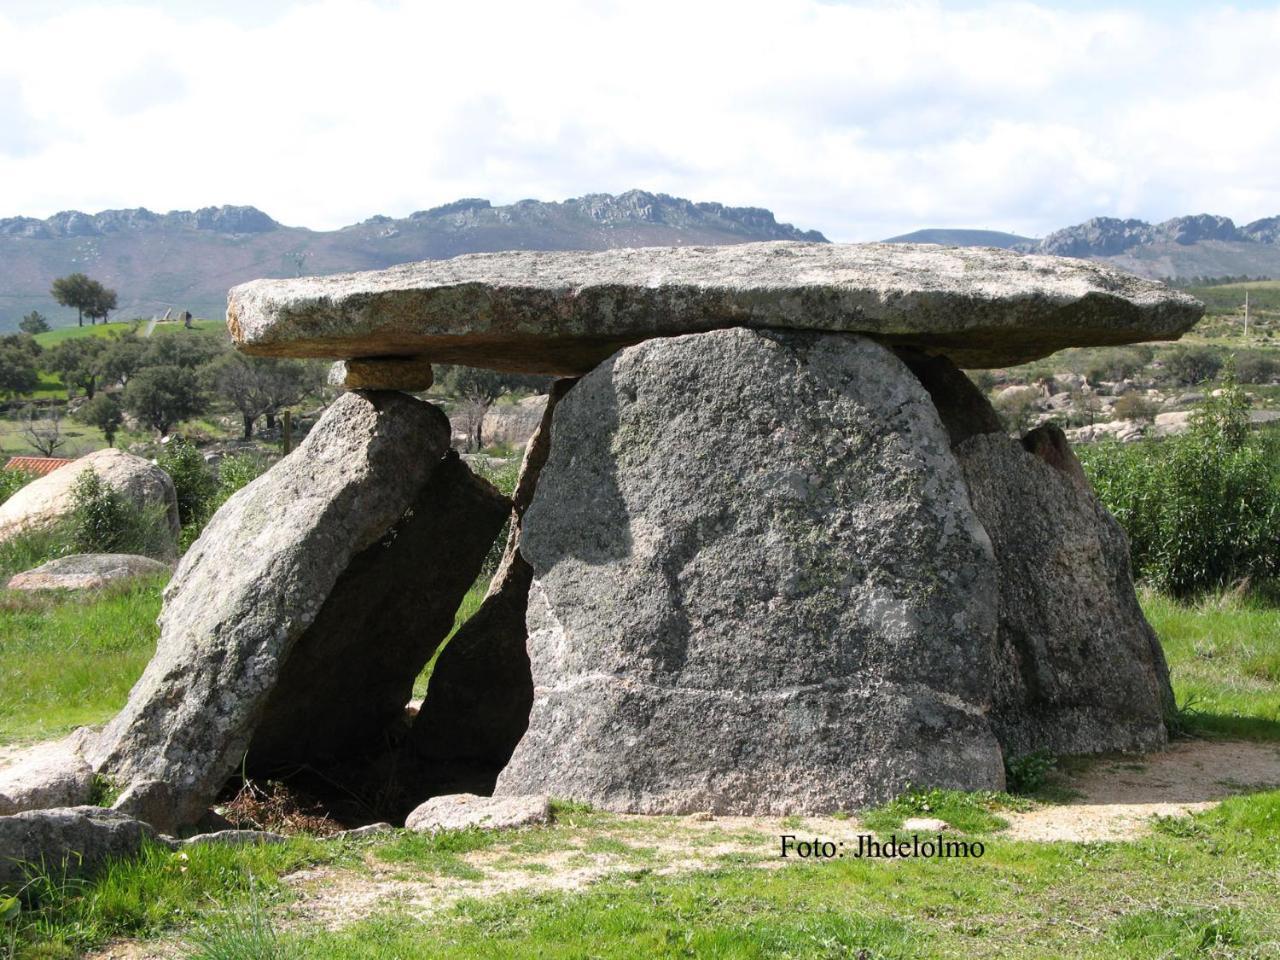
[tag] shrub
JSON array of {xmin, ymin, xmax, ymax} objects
[
  {"xmin": 1161, "ymin": 346, "xmax": 1224, "ymax": 386},
  {"xmin": 157, "ymin": 438, "xmax": 217, "ymax": 529},
  {"xmin": 1085, "ymin": 348, "xmax": 1146, "ymax": 385},
  {"xmin": 1079, "ymin": 370, "xmax": 1280, "ymax": 597},
  {"xmin": 213, "ymin": 453, "xmax": 268, "ymax": 511},
  {"xmin": 0, "ymin": 469, "xmax": 35, "ymax": 506},
  {"xmin": 1234, "ymin": 352, "xmax": 1279, "ymax": 385},
  {"xmin": 67, "ymin": 468, "xmax": 174, "ymax": 558},
  {"xmin": 1004, "ymin": 750, "xmax": 1055, "ymax": 794},
  {"xmin": 1112, "ymin": 393, "xmax": 1159, "ymax": 423}
]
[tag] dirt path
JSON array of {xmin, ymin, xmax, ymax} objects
[{"xmin": 80, "ymin": 738, "xmax": 1280, "ymax": 957}]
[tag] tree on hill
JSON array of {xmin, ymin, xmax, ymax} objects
[
  {"xmin": 124, "ymin": 364, "xmax": 205, "ymax": 436},
  {"xmin": 18, "ymin": 311, "xmax": 49, "ymax": 334},
  {"xmin": 85, "ymin": 284, "xmax": 118, "ymax": 325},
  {"xmin": 142, "ymin": 332, "xmax": 226, "ymax": 369},
  {"xmin": 51, "ymin": 273, "xmax": 117, "ymax": 327},
  {"xmin": 45, "ymin": 338, "xmax": 108, "ymax": 399},
  {"xmin": 77, "ymin": 393, "xmax": 124, "ymax": 447},
  {"xmin": 100, "ymin": 336, "xmax": 147, "ymax": 388},
  {"xmin": 259, "ymin": 358, "xmax": 323, "ymax": 431}
]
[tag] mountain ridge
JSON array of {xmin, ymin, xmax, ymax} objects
[{"xmin": 0, "ymin": 191, "xmax": 826, "ymax": 329}]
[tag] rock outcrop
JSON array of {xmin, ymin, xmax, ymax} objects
[
  {"xmin": 0, "ymin": 448, "xmax": 179, "ymax": 546},
  {"xmin": 6, "ymin": 554, "xmax": 170, "ymax": 591},
  {"xmin": 88, "ymin": 391, "xmax": 455, "ymax": 828},
  {"xmin": 411, "ymin": 379, "xmax": 574, "ymax": 778},
  {"xmin": 228, "ymin": 242, "xmax": 1201, "ymax": 374},
  {"xmin": 405, "ymin": 793, "xmax": 550, "ymax": 833},
  {"xmin": 495, "ymin": 329, "xmax": 1005, "ymax": 813}
]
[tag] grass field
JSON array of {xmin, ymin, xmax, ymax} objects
[
  {"xmin": 1, "ymin": 582, "xmax": 1277, "ymax": 958},
  {"xmin": 31, "ymin": 318, "xmax": 226, "ymax": 348}
]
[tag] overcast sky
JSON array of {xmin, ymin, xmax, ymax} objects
[{"xmin": 1, "ymin": 0, "xmax": 1278, "ymax": 241}]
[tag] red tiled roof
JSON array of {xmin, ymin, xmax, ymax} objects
[{"xmin": 4, "ymin": 456, "xmax": 74, "ymax": 476}]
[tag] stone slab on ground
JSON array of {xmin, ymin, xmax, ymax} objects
[
  {"xmin": 228, "ymin": 241, "xmax": 1201, "ymax": 373},
  {"xmin": 0, "ymin": 731, "xmax": 95, "ymax": 816},
  {"xmin": 0, "ymin": 806, "xmax": 158, "ymax": 887},
  {"xmin": 7, "ymin": 554, "xmax": 170, "ymax": 591},
  {"xmin": 405, "ymin": 793, "xmax": 551, "ymax": 833}
]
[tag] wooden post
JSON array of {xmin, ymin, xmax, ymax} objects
[
  {"xmin": 282, "ymin": 410, "xmax": 293, "ymax": 455},
  {"xmin": 1244, "ymin": 290, "xmax": 1250, "ymax": 339}
]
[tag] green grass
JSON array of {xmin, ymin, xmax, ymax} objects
[
  {"xmin": 861, "ymin": 788, "xmax": 1031, "ymax": 835},
  {"xmin": 0, "ymin": 578, "xmax": 164, "ymax": 742},
  {"xmin": 31, "ymin": 318, "xmax": 226, "ymax": 348},
  {"xmin": 412, "ymin": 579, "xmax": 488, "ymax": 698},
  {"xmin": 1144, "ymin": 588, "xmax": 1280, "ymax": 740},
  {"xmin": 279, "ymin": 790, "xmax": 1280, "ymax": 959}
]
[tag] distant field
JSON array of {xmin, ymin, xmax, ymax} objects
[
  {"xmin": 32, "ymin": 317, "xmax": 226, "ymax": 347},
  {"xmin": 1185, "ymin": 279, "xmax": 1280, "ymax": 319}
]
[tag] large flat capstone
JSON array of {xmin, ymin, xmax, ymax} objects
[{"xmin": 227, "ymin": 242, "xmax": 1202, "ymax": 374}]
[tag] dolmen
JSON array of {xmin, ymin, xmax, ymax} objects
[{"xmin": 4, "ymin": 242, "xmax": 1203, "ymax": 849}]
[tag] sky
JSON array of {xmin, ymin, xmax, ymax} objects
[{"xmin": 1, "ymin": 0, "xmax": 1278, "ymax": 241}]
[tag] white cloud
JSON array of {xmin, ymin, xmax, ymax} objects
[{"xmin": 0, "ymin": 0, "xmax": 1278, "ymax": 239}]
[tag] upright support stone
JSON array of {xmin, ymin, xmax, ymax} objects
[
  {"xmin": 956, "ymin": 425, "xmax": 1174, "ymax": 757},
  {"xmin": 248, "ymin": 451, "xmax": 508, "ymax": 771},
  {"xmin": 495, "ymin": 328, "xmax": 1005, "ymax": 814},
  {"xmin": 88, "ymin": 391, "xmax": 453, "ymax": 828},
  {"xmin": 410, "ymin": 379, "xmax": 575, "ymax": 777}
]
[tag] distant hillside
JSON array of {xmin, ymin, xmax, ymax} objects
[
  {"xmin": 882, "ymin": 228, "xmax": 1035, "ymax": 249},
  {"xmin": 0, "ymin": 191, "xmax": 826, "ymax": 331}
]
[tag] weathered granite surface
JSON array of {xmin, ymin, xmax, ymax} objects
[
  {"xmin": 88, "ymin": 391, "xmax": 452, "ymax": 828},
  {"xmin": 227, "ymin": 242, "xmax": 1202, "ymax": 374},
  {"xmin": 495, "ymin": 328, "xmax": 1006, "ymax": 813},
  {"xmin": 7, "ymin": 553, "xmax": 170, "ymax": 592}
]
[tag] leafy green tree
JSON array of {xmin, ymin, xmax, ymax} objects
[
  {"xmin": 45, "ymin": 338, "xmax": 107, "ymax": 398},
  {"xmin": 1162, "ymin": 346, "xmax": 1223, "ymax": 386},
  {"xmin": 51, "ymin": 273, "xmax": 116, "ymax": 327},
  {"xmin": 0, "ymin": 344, "xmax": 39, "ymax": 399},
  {"xmin": 18, "ymin": 311, "xmax": 49, "ymax": 334},
  {"xmin": 85, "ymin": 284, "xmax": 118, "ymax": 325},
  {"xmin": 259, "ymin": 358, "xmax": 323, "ymax": 431},
  {"xmin": 201, "ymin": 352, "xmax": 271, "ymax": 439},
  {"xmin": 77, "ymin": 393, "xmax": 124, "ymax": 446},
  {"xmin": 156, "ymin": 438, "xmax": 217, "ymax": 528},
  {"xmin": 100, "ymin": 336, "xmax": 147, "ymax": 388},
  {"xmin": 142, "ymin": 332, "xmax": 225, "ymax": 370},
  {"xmin": 124, "ymin": 365, "xmax": 205, "ymax": 436}
]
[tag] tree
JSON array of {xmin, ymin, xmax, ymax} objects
[
  {"xmin": 202, "ymin": 352, "xmax": 271, "ymax": 439},
  {"xmin": 77, "ymin": 393, "xmax": 124, "ymax": 447},
  {"xmin": 0, "ymin": 344, "xmax": 39, "ymax": 399},
  {"xmin": 45, "ymin": 338, "xmax": 107, "ymax": 399},
  {"xmin": 259, "ymin": 358, "xmax": 323, "ymax": 431},
  {"xmin": 85, "ymin": 284, "xmax": 118, "ymax": 325},
  {"xmin": 123, "ymin": 365, "xmax": 205, "ymax": 436},
  {"xmin": 18, "ymin": 311, "xmax": 49, "ymax": 334},
  {"xmin": 437, "ymin": 365, "xmax": 548, "ymax": 450},
  {"xmin": 22, "ymin": 406, "xmax": 66, "ymax": 457},
  {"xmin": 100, "ymin": 336, "xmax": 147, "ymax": 388},
  {"xmin": 142, "ymin": 332, "xmax": 226, "ymax": 369}
]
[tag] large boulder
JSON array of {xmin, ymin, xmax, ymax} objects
[
  {"xmin": 956, "ymin": 425, "xmax": 1174, "ymax": 757},
  {"xmin": 411, "ymin": 379, "xmax": 574, "ymax": 777},
  {"xmin": 227, "ymin": 242, "xmax": 1201, "ymax": 374},
  {"xmin": 247, "ymin": 451, "xmax": 508, "ymax": 769},
  {"xmin": 0, "ymin": 448, "xmax": 180, "ymax": 546},
  {"xmin": 6, "ymin": 553, "xmax": 170, "ymax": 592},
  {"xmin": 0, "ymin": 807, "xmax": 160, "ymax": 888},
  {"xmin": 495, "ymin": 328, "xmax": 1005, "ymax": 814},
  {"xmin": 88, "ymin": 391, "xmax": 454, "ymax": 828}
]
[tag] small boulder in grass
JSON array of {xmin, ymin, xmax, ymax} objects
[{"xmin": 405, "ymin": 793, "xmax": 551, "ymax": 833}]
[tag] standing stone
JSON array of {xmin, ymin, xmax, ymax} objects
[
  {"xmin": 495, "ymin": 328, "xmax": 1004, "ymax": 814},
  {"xmin": 955, "ymin": 425, "xmax": 1174, "ymax": 757},
  {"xmin": 248, "ymin": 451, "xmax": 508, "ymax": 769},
  {"xmin": 88, "ymin": 391, "xmax": 452, "ymax": 828},
  {"xmin": 411, "ymin": 379, "xmax": 575, "ymax": 776}
]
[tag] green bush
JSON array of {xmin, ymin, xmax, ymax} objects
[
  {"xmin": 1080, "ymin": 371, "xmax": 1280, "ymax": 597},
  {"xmin": 67, "ymin": 469, "xmax": 174, "ymax": 558},
  {"xmin": 1113, "ymin": 393, "xmax": 1159, "ymax": 423},
  {"xmin": 156, "ymin": 439, "xmax": 217, "ymax": 529},
  {"xmin": 1161, "ymin": 345, "xmax": 1224, "ymax": 386},
  {"xmin": 213, "ymin": 452, "xmax": 268, "ymax": 510},
  {"xmin": 0, "ymin": 469, "xmax": 35, "ymax": 506}
]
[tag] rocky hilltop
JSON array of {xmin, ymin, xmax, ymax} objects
[{"xmin": 0, "ymin": 191, "xmax": 825, "ymax": 330}]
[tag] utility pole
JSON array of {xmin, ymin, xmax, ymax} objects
[{"xmin": 1244, "ymin": 290, "xmax": 1250, "ymax": 339}]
